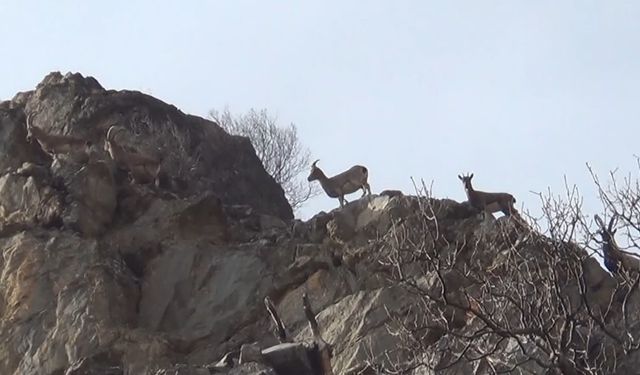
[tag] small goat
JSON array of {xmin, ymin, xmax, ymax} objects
[
  {"xmin": 104, "ymin": 125, "xmax": 162, "ymax": 184},
  {"xmin": 307, "ymin": 159, "xmax": 371, "ymax": 208},
  {"xmin": 25, "ymin": 113, "xmax": 91, "ymax": 157},
  {"xmin": 595, "ymin": 214, "xmax": 640, "ymax": 274},
  {"xmin": 458, "ymin": 173, "xmax": 516, "ymax": 217}
]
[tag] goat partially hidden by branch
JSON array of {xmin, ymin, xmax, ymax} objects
[
  {"xmin": 595, "ymin": 214, "xmax": 640, "ymax": 274},
  {"xmin": 104, "ymin": 125, "xmax": 162, "ymax": 184},
  {"xmin": 458, "ymin": 173, "xmax": 517, "ymax": 217},
  {"xmin": 25, "ymin": 113, "xmax": 91, "ymax": 158},
  {"xmin": 307, "ymin": 160, "xmax": 371, "ymax": 208}
]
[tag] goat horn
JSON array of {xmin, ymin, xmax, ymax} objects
[
  {"xmin": 26, "ymin": 113, "xmax": 34, "ymax": 128},
  {"xmin": 608, "ymin": 215, "xmax": 617, "ymax": 232},
  {"xmin": 106, "ymin": 126, "xmax": 116, "ymax": 142},
  {"xmin": 312, "ymin": 159, "xmax": 319, "ymax": 168},
  {"xmin": 106, "ymin": 125, "xmax": 125, "ymax": 142}
]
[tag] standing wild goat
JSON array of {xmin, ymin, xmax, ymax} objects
[
  {"xmin": 458, "ymin": 173, "xmax": 516, "ymax": 216},
  {"xmin": 104, "ymin": 125, "xmax": 162, "ymax": 184},
  {"xmin": 307, "ymin": 160, "xmax": 371, "ymax": 208},
  {"xmin": 25, "ymin": 113, "xmax": 92, "ymax": 157},
  {"xmin": 594, "ymin": 214, "xmax": 640, "ymax": 274}
]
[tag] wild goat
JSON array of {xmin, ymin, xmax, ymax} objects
[
  {"xmin": 104, "ymin": 125, "xmax": 162, "ymax": 184},
  {"xmin": 458, "ymin": 173, "xmax": 516, "ymax": 217},
  {"xmin": 25, "ymin": 113, "xmax": 92, "ymax": 157},
  {"xmin": 594, "ymin": 214, "xmax": 640, "ymax": 274},
  {"xmin": 307, "ymin": 160, "xmax": 371, "ymax": 208}
]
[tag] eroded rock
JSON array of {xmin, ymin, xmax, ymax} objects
[{"xmin": 0, "ymin": 72, "xmax": 632, "ymax": 375}]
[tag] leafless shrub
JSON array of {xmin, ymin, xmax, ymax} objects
[
  {"xmin": 209, "ymin": 108, "xmax": 320, "ymax": 211},
  {"xmin": 126, "ymin": 110, "xmax": 198, "ymax": 179},
  {"xmin": 369, "ymin": 166, "xmax": 640, "ymax": 374}
]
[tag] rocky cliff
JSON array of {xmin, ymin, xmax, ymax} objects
[{"xmin": 0, "ymin": 73, "xmax": 638, "ymax": 375}]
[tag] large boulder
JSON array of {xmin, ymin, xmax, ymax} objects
[
  {"xmin": 0, "ymin": 167, "xmax": 64, "ymax": 231},
  {"xmin": 56, "ymin": 158, "xmax": 117, "ymax": 236},
  {"xmin": 17, "ymin": 71, "xmax": 292, "ymax": 221}
]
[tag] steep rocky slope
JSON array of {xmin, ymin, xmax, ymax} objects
[{"xmin": 0, "ymin": 73, "xmax": 638, "ymax": 375}]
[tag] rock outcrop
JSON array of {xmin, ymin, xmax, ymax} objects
[
  {"xmin": 0, "ymin": 73, "xmax": 638, "ymax": 375},
  {"xmin": 3, "ymin": 72, "xmax": 292, "ymax": 227}
]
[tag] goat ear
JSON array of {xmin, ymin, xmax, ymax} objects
[
  {"xmin": 312, "ymin": 159, "xmax": 319, "ymax": 168},
  {"xmin": 470, "ymin": 173, "xmax": 474, "ymax": 179},
  {"xmin": 594, "ymin": 214, "xmax": 605, "ymax": 229},
  {"xmin": 458, "ymin": 175, "xmax": 463, "ymax": 181}
]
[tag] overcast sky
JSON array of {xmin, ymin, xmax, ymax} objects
[{"xmin": 2, "ymin": 1, "xmax": 639, "ymax": 223}]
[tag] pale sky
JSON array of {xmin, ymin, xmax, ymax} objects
[{"xmin": 2, "ymin": 1, "xmax": 639, "ymax": 224}]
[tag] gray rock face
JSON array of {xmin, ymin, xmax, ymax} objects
[
  {"xmin": 0, "ymin": 72, "xmax": 637, "ymax": 375},
  {"xmin": 0, "ymin": 72, "xmax": 296, "ymax": 374},
  {"xmin": 0, "ymin": 166, "xmax": 64, "ymax": 231},
  {"xmin": 57, "ymin": 158, "xmax": 117, "ymax": 236}
]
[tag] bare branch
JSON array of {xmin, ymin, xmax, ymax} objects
[{"xmin": 209, "ymin": 108, "xmax": 321, "ymax": 211}]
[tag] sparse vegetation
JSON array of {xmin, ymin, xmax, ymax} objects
[
  {"xmin": 209, "ymin": 108, "xmax": 320, "ymax": 211},
  {"xmin": 366, "ymin": 163, "xmax": 640, "ymax": 374}
]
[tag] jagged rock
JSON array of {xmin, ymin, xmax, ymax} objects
[
  {"xmin": 294, "ymin": 286, "xmax": 416, "ymax": 373},
  {"xmin": 276, "ymin": 267, "xmax": 355, "ymax": 332},
  {"xmin": 0, "ymin": 107, "xmax": 44, "ymax": 171},
  {"xmin": 0, "ymin": 171, "xmax": 64, "ymax": 229},
  {"xmin": 379, "ymin": 189, "xmax": 403, "ymax": 198},
  {"xmin": 305, "ymin": 211, "xmax": 333, "ymax": 243},
  {"xmin": 57, "ymin": 159, "xmax": 117, "ymax": 236},
  {"xmin": 238, "ymin": 343, "xmax": 263, "ymax": 364},
  {"xmin": 326, "ymin": 195, "xmax": 414, "ymax": 245},
  {"xmin": 290, "ymin": 219, "xmax": 308, "ymax": 240},
  {"xmin": 259, "ymin": 214, "xmax": 287, "ymax": 231},
  {"xmin": 0, "ymin": 72, "xmax": 636, "ymax": 375},
  {"xmin": 64, "ymin": 352, "xmax": 123, "ymax": 375},
  {"xmin": 0, "ymin": 231, "xmax": 142, "ymax": 374},
  {"xmin": 224, "ymin": 204, "xmax": 254, "ymax": 220},
  {"xmin": 21, "ymin": 71, "xmax": 292, "ymax": 220},
  {"xmin": 137, "ymin": 242, "xmax": 270, "ymax": 341},
  {"xmin": 326, "ymin": 208, "xmax": 356, "ymax": 243}
]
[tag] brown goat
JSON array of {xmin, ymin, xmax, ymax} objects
[
  {"xmin": 104, "ymin": 125, "xmax": 162, "ymax": 184},
  {"xmin": 307, "ymin": 160, "xmax": 371, "ymax": 208},
  {"xmin": 458, "ymin": 173, "xmax": 516, "ymax": 217},
  {"xmin": 25, "ymin": 113, "xmax": 91, "ymax": 157},
  {"xmin": 595, "ymin": 214, "xmax": 640, "ymax": 274}
]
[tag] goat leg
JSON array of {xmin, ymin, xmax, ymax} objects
[{"xmin": 338, "ymin": 195, "xmax": 349, "ymax": 207}]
